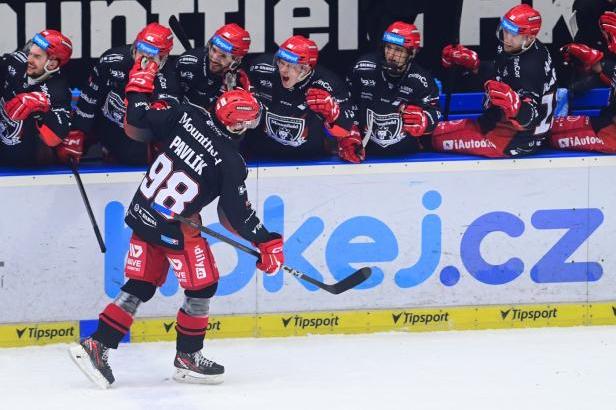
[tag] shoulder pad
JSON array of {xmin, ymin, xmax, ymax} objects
[
  {"xmin": 178, "ymin": 54, "xmax": 200, "ymax": 65},
  {"xmin": 250, "ymin": 63, "xmax": 275, "ymax": 73},
  {"xmin": 353, "ymin": 60, "xmax": 377, "ymax": 71},
  {"xmin": 99, "ymin": 53, "xmax": 125, "ymax": 65}
]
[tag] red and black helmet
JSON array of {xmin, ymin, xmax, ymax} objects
[
  {"xmin": 500, "ymin": 4, "xmax": 542, "ymax": 36},
  {"xmin": 600, "ymin": 11, "xmax": 616, "ymax": 54},
  {"xmin": 134, "ymin": 23, "xmax": 174, "ymax": 58},
  {"xmin": 275, "ymin": 35, "xmax": 319, "ymax": 67},
  {"xmin": 210, "ymin": 23, "xmax": 251, "ymax": 57},
  {"xmin": 32, "ymin": 29, "xmax": 73, "ymax": 66},
  {"xmin": 382, "ymin": 21, "xmax": 421, "ymax": 51},
  {"xmin": 215, "ymin": 88, "xmax": 261, "ymax": 131}
]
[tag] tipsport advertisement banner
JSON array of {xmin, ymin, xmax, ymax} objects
[{"xmin": 0, "ymin": 155, "xmax": 615, "ymax": 324}]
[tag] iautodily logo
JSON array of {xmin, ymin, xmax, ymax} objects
[
  {"xmin": 500, "ymin": 307, "xmax": 557, "ymax": 322},
  {"xmin": 392, "ymin": 311, "xmax": 450, "ymax": 326},
  {"xmin": 281, "ymin": 315, "xmax": 340, "ymax": 329},
  {"xmin": 15, "ymin": 326, "xmax": 75, "ymax": 340}
]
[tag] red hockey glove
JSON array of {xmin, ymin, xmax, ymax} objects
[
  {"xmin": 484, "ymin": 80, "xmax": 520, "ymax": 119},
  {"xmin": 126, "ymin": 57, "xmax": 159, "ymax": 94},
  {"xmin": 237, "ymin": 69, "xmax": 251, "ymax": 91},
  {"xmin": 305, "ymin": 87, "xmax": 340, "ymax": 124},
  {"xmin": 330, "ymin": 124, "xmax": 364, "ymax": 164},
  {"xmin": 400, "ymin": 104, "xmax": 428, "ymax": 137},
  {"xmin": 150, "ymin": 100, "xmax": 170, "ymax": 110},
  {"xmin": 56, "ymin": 130, "xmax": 86, "ymax": 164},
  {"xmin": 441, "ymin": 44, "xmax": 480, "ymax": 71},
  {"xmin": 256, "ymin": 234, "xmax": 284, "ymax": 275},
  {"xmin": 560, "ymin": 43, "xmax": 603, "ymax": 72},
  {"xmin": 4, "ymin": 91, "xmax": 50, "ymax": 121}
]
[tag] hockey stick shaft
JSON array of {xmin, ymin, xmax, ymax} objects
[
  {"xmin": 151, "ymin": 203, "xmax": 371, "ymax": 294},
  {"xmin": 70, "ymin": 159, "xmax": 106, "ymax": 253},
  {"xmin": 168, "ymin": 15, "xmax": 192, "ymax": 51}
]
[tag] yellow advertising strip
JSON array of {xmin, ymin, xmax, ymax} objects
[
  {"xmin": 2, "ymin": 301, "xmax": 616, "ymax": 348},
  {"xmin": 0, "ymin": 321, "xmax": 79, "ymax": 347}
]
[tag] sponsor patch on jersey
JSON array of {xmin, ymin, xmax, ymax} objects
[
  {"xmin": 161, "ymin": 235, "xmax": 179, "ymax": 246},
  {"xmin": 366, "ymin": 109, "xmax": 405, "ymax": 148},
  {"xmin": 178, "ymin": 55, "xmax": 199, "ymax": 65},
  {"xmin": 265, "ymin": 112, "xmax": 307, "ymax": 147},
  {"xmin": 354, "ymin": 60, "xmax": 377, "ymax": 71}
]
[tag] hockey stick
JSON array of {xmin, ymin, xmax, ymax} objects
[
  {"xmin": 151, "ymin": 202, "xmax": 372, "ymax": 294},
  {"xmin": 168, "ymin": 15, "xmax": 192, "ymax": 51},
  {"xmin": 70, "ymin": 159, "xmax": 106, "ymax": 253}
]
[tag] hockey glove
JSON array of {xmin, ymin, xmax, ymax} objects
[
  {"xmin": 560, "ymin": 43, "xmax": 603, "ymax": 72},
  {"xmin": 237, "ymin": 69, "xmax": 251, "ymax": 91},
  {"xmin": 56, "ymin": 130, "xmax": 86, "ymax": 164},
  {"xmin": 126, "ymin": 57, "xmax": 159, "ymax": 94},
  {"xmin": 441, "ymin": 44, "xmax": 480, "ymax": 72},
  {"xmin": 400, "ymin": 104, "xmax": 428, "ymax": 137},
  {"xmin": 305, "ymin": 87, "xmax": 340, "ymax": 124},
  {"xmin": 484, "ymin": 80, "xmax": 520, "ymax": 119},
  {"xmin": 331, "ymin": 124, "xmax": 364, "ymax": 164},
  {"xmin": 4, "ymin": 91, "xmax": 50, "ymax": 121},
  {"xmin": 256, "ymin": 234, "xmax": 284, "ymax": 275}
]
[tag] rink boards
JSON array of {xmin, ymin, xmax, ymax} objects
[
  {"xmin": 1, "ymin": 152, "xmax": 616, "ymax": 347},
  {"xmin": 2, "ymin": 301, "xmax": 616, "ymax": 347}
]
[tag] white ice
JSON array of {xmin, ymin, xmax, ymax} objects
[{"xmin": 2, "ymin": 326, "xmax": 616, "ymax": 410}]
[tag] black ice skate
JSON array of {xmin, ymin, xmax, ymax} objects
[
  {"xmin": 173, "ymin": 350, "xmax": 224, "ymax": 384},
  {"xmin": 69, "ymin": 337, "xmax": 115, "ymax": 389}
]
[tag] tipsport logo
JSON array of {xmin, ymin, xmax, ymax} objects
[
  {"xmin": 281, "ymin": 315, "xmax": 340, "ymax": 329},
  {"xmin": 103, "ymin": 191, "xmax": 605, "ymax": 298},
  {"xmin": 15, "ymin": 326, "xmax": 76, "ymax": 340},
  {"xmin": 392, "ymin": 311, "xmax": 449, "ymax": 326},
  {"xmin": 500, "ymin": 307, "xmax": 557, "ymax": 322}
]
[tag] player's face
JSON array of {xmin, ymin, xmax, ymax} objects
[
  {"xmin": 383, "ymin": 43, "xmax": 411, "ymax": 70},
  {"xmin": 27, "ymin": 45, "xmax": 50, "ymax": 77},
  {"xmin": 276, "ymin": 59, "xmax": 309, "ymax": 89},
  {"xmin": 208, "ymin": 45, "xmax": 236, "ymax": 74},
  {"xmin": 502, "ymin": 30, "xmax": 532, "ymax": 53}
]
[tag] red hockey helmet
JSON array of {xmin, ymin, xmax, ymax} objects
[
  {"xmin": 134, "ymin": 23, "xmax": 174, "ymax": 58},
  {"xmin": 382, "ymin": 21, "xmax": 421, "ymax": 51},
  {"xmin": 210, "ymin": 23, "xmax": 251, "ymax": 57},
  {"xmin": 500, "ymin": 4, "xmax": 542, "ymax": 36},
  {"xmin": 32, "ymin": 29, "xmax": 73, "ymax": 67},
  {"xmin": 215, "ymin": 89, "xmax": 261, "ymax": 133},
  {"xmin": 600, "ymin": 11, "xmax": 616, "ymax": 54},
  {"xmin": 275, "ymin": 35, "xmax": 319, "ymax": 68}
]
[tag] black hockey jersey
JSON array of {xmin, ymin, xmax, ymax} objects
[
  {"xmin": 0, "ymin": 50, "xmax": 71, "ymax": 165},
  {"xmin": 347, "ymin": 52, "xmax": 441, "ymax": 155},
  {"xmin": 245, "ymin": 54, "xmax": 355, "ymax": 159},
  {"xmin": 124, "ymin": 92, "xmax": 273, "ymax": 250}
]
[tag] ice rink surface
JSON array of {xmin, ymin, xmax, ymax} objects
[{"xmin": 2, "ymin": 326, "xmax": 616, "ymax": 410}]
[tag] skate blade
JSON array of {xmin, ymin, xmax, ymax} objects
[
  {"xmin": 173, "ymin": 368, "xmax": 224, "ymax": 385},
  {"xmin": 68, "ymin": 344, "xmax": 111, "ymax": 390}
]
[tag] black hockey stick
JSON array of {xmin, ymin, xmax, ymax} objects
[
  {"xmin": 151, "ymin": 203, "xmax": 372, "ymax": 294},
  {"xmin": 168, "ymin": 15, "xmax": 192, "ymax": 51},
  {"xmin": 70, "ymin": 159, "xmax": 106, "ymax": 253}
]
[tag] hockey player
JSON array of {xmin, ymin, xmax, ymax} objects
[
  {"xmin": 0, "ymin": 29, "xmax": 72, "ymax": 166},
  {"xmin": 69, "ymin": 22, "xmax": 180, "ymax": 165},
  {"xmin": 245, "ymin": 35, "xmax": 364, "ymax": 163},
  {"xmin": 69, "ymin": 57, "xmax": 284, "ymax": 389},
  {"xmin": 549, "ymin": 11, "xmax": 616, "ymax": 153},
  {"xmin": 347, "ymin": 21, "xmax": 441, "ymax": 156},
  {"xmin": 177, "ymin": 23, "xmax": 251, "ymax": 111},
  {"xmin": 434, "ymin": 4, "xmax": 557, "ymax": 158}
]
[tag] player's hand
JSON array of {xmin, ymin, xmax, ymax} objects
[
  {"xmin": 256, "ymin": 234, "xmax": 284, "ymax": 275},
  {"xmin": 4, "ymin": 91, "xmax": 50, "ymax": 121},
  {"xmin": 337, "ymin": 125, "xmax": 365, "ymax": 164},
  {"xmin": 400, "ymin": 104, "xmax": 428, "ymax": 137},
  {"xmin": 305, "ymin": 87, "xmax": 340, "ymax": 124},
  {"xmin": 560, "ymin": 43, "xmax": 603, "ymax": 72},
  {"xmin": 237, "ymin": 69, "xmax": 251, "ymax": 91},
  {"xmin": 126, "ymin": 57, "xmax": 159, "ymax": 94},
  {"xmin": 441, "ymin": 44, "xmax": 480, "ymax": 71},
  {"xmin": 484, "ymin": 80, "xmax": 520, "ymax": 119},
  {"xmin": 150, "ymin": 100, "xmax": 170, "ymax": 110},
  {"xmin": 56, "ymin": 130, "xmax": 86, "ymax": 164}
]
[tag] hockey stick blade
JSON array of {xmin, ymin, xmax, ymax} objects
[
  {"xmin": 168, "ymin": 15, "xmax": 192, "ymax": 51},
  {"xmin": 151, "ymin": 202, "xmax": 372, "ymax": 294}
]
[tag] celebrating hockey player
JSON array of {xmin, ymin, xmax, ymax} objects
[
  {"xmin": 245, "ymin": 35, "xmax": 364, "ymax": 163},
  {"xmin": 0, "ymin": 29, "xmax": 73, "ymax": 166},
  {"xmin": 69, "ymin": 22, "xmax": 179, "ymax": 165},
  {"xmin": 347, "ymin": 21, "xmax": 441, "ymax": 156},
  {"xmin": 177, "ymin": 23, "xmax": 251, "ymax": 111},
  {"xmin": 69, "ymin": 57, "xmax": 284, "ymax": 389},
  {"xmin": 434, "ymin": 4, "xmax": 557, "ymax": 158},
  {"xmin": 549, "ymin": 11, "xmax": 616, "ymax": 153}
]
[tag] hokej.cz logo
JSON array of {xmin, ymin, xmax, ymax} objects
[{"xmin": 104, "ymin": 191, "xmax": 604, "ymax": 298}]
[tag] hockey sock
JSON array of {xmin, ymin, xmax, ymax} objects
[
  {"xmin": 175, "ymin": 308, "xmax": 209, "ymax": 354},
  {"xmin": 92, "ymin": 303, "xmax": 134, "ymax": 349}
]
